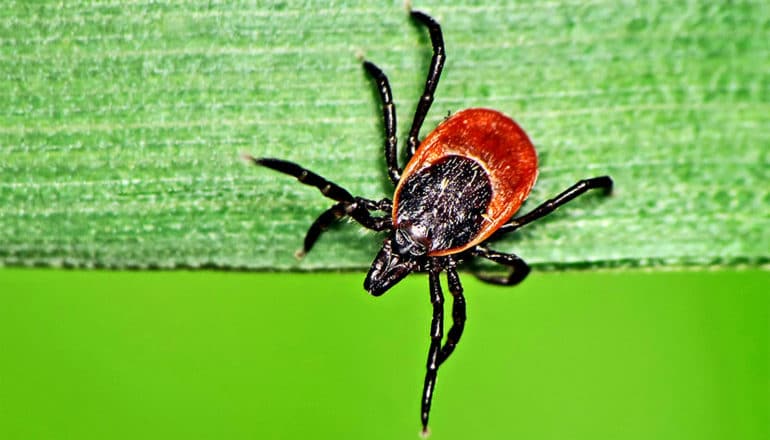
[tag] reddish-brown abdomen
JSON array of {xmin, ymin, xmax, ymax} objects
[{"xmin": 393, "ymin": 108, "xmax": 538, "ymax": 256}]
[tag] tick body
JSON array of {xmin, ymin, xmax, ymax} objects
[
  {"xmin": 246, "ymin": 9, "xmax": 612, "ymax": 434},
  {"xmin": 393, "ymin": 108, "xmax": 538, "ymax": 257}
]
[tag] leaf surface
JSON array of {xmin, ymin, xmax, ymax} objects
[{"xmin": 1, "ymin": 1, "xmax": 768, "ymax": 270}]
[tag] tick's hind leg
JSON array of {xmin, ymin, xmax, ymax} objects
[
  {"xmin": 471, "ymin": 246, "xmax": 531, "ymax": 286},
  {"xmin": 407, "ymin": 10, "xmax": 446, "ymax": 160},
  {"xmin": 363, "ymin": 61, "xmax": 400, "ymax": 185}
]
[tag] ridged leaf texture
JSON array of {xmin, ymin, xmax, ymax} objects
[{"xmin": 1, "ymin": 1, "xmax": 768, "ymax": 270}]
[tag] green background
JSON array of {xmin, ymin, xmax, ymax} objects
[{"xmin": 0, "ymin": 270, "xmax": 768, "ymax": 439}]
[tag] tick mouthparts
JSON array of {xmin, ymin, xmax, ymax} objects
[{"xmin": 364, "ymin": 240, "xmax": 417, "ymax": 297}]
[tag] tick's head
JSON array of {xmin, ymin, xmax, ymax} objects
[
  {"xmin": 393, "ymin": 221, "xmax": 432, "ymax": 257},
  {"xmin": 364, "ymin": 236, "xmax": 419, "ymax": 296}
]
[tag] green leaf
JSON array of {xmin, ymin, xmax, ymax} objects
[{"xmin": 1, "ymin": 1, "xmax": 768, "ymax": 270}]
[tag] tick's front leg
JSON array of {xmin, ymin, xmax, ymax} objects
[{"xmin": 421, "ymin": 266, "xmax": 445, "ymax": 435}]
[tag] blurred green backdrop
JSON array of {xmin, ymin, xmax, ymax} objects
[{"xmin": 1, "ymin": 270, "xmax": 767, "ymax": 439}]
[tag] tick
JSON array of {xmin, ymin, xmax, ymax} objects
[{"xmin": 245, "ymin": 9, "xmax": 613, "ymax": 434}]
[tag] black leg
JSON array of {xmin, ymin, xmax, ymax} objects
[
  {"xmin": 244, "ymin": 155, "xmax": 355, "ymax": 203},
  {"xmin": 300, "ymin": 199, "xmax": 392, "ymax": 257},
  {"xmin": 472, "ymin": 246, "xmax": 531, "ymax": 286},
  {"xmin": 356, "ymin": 197, "xmax": 393, "ymax": 213},
  {"xmin": 438, "ymin": 266, "xmax": 465, "ymax": 366},
  {"xmin": 246, "ymin": 154, "xmax": 395, "ymax": 255},
  {"xmin": 363, "ymin": 61, "xmax": 401, "ymax": 185},
  {"xmin": 407, "ymin": 10, "xmax": 446, "ymax": 159},
  {"xmin": 421, "ymin": 266, "xmax": 444, "ymax": 435},
  {"xmin": 299, "ymin": 202, "xmax": 347, "ymax": 258},
  {"xmin": 498, "ymin": 176, "xmax": 613, "ymax": 234}
]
